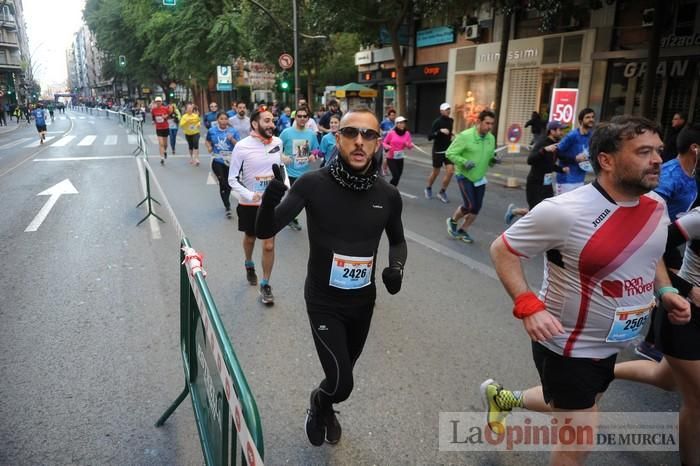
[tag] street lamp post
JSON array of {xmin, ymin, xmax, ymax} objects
[{"xmin": 292, "ymin": 0, "xmax": 299, "ymax": 105}]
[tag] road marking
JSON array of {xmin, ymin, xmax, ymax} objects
[
  {"xmin": 148, "ymin": 135, "xmax": 159, "ymax": 145},
  {"xmin": 400, "ymin": 191, "xmax": 417, "ymax": 199},
  {"xmin": 34, "ymin": 155, "xmax": 134, "ymax": 161},
  {"xmin": 77, "ymin": 135, "xmax": 97, "ymax": 146},
  {"xmin": 78, "ymin": 116, "xmax": 86, "ymax": 120},
  {"xmin": 53, "ymin": 135, "xmax": 76, "ymax": 147},
  {"xmin": 0, "ymin": 137, "xmax": 33, "ymax": 149},
  {"xmin": 104, "ymin": 135, "xmax": 118, "ymax": 145},
  {"xmin": 25, "ymin": 179, "xmax": 79, "ymax": 232},
  {"xmin": 24, "ymin": 136, "xmax": 55, "ymax": 148},
  {"xmin": 128, "ymin": 134, "xmax": 137, "ymax": 145},
  {"xmin": 404, "ymin": 229, "xmax": 499, "ymax": 281}
]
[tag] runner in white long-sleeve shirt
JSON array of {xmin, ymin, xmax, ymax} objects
[{"xmin": 228, "ymin": 107, "xmax": 288, "ymax": 305}]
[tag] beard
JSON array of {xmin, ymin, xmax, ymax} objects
[
  {"xmin": 257, "ymin": 126, "xmax": 274, "ymax": 139},
  {"xmin": 614, "ymin": 167, "xmax": 660, "ymax": 196}
]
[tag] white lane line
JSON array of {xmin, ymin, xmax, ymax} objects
[
  {"xmin": 148, "ymin": 135, "xmax": 159, "ymax": 145},
  {"xmin": 404, "ymin": 229, "xmax": 499, "ymax": 281},
  {"xmin": 24, "ymin": 137, "xmax": 55, "ymax": 148},
  {"xmin": 52, "ymin": 135, "xmax": 76, "ymax": 147},
  {"xmin": 34, "ymin": 156, "xmax": 134, "ymax": 161},
  {"xmin": 127, "ymin": 134, "xmax": 137, "ymax": 145},
  {"xmin": 78, "ymin": 116, "xmax": 86, "ymax": 120},
  {"xmin": 136, "ymin": 157, "xmax": 161, "ymax": 240},
  {"xmin": 0, "ymin": 137, "xmax": 33, "ymax": 149},
  {"xmin": 400, "ymin": 191, "xmax": 417, "ymax": 199},
  {"xmin": 77, "ymin": 135, "xmax": 97, "ymax": 146},
  {"xmin": 104, "ymin": 135, "xmax": 118, "ymax": 145}
]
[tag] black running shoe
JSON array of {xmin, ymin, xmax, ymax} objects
[
  {"xmin": 260, "ymin": 284, "xmax": 274, "ymax": 305},
  {"xmin": 225, "ymin": 207, "xmax": 232, "ymax": 219},
  {"xmin": 323, "ymin": 406, "xmax": 341, "ymax": 444},
  {"xmin": 246, "ymin": 267, "xmax": 258, "ymax": 286},
  {"xmin": 305, "ymin": 389, "xmax": 325, "ymax": 447}
]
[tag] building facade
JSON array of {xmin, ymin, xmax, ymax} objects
[{"xmin": 0, "ymin": 0, "xmax": 30, "ymax": 106}]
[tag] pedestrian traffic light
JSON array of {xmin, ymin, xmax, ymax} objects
[
  {"xmin": 168, "ymin": 90, "xmax": 175, "ymax": 99},
  {"xmin": 279, "ymin": 72, "xmax": 290, "ymax": 92},
  {"xmin": 118, "ymin": 55, "xmax": 126, "ymax": 67}
]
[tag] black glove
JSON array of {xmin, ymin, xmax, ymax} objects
[
  {"xmin": 382, "ymin": 266, "xmax": 403, "ymax": 295},
  {"xmin": 261, "ymin": 164, "xmax": 288, "ymax": 207}
]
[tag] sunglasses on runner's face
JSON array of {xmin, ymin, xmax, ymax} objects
[
  {"xmin": 296, "ymin": 114, "xmax": 309, "ymax": 119},
  {"xmin": 338, "ymin": 126, "xmax": 380, "ymax": 140}
]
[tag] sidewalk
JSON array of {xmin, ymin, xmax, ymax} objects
[{"xmin": 410, "ymin": 134, "xmax": 530, "ymax": 189}]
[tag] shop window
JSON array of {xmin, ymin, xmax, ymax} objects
[
  {"xmin": 561, "ymin": 35, "xmax": 583, "ymax": 63},
  {"xmin": 453, "ymin": 74, "xmax": 496, "ymax": 132},
  {"xmin": 542, "ymin": 37, "xmax": 561, "ymax": 65},
  {"xmin": 456, "ymin": 47, "xmax": 476, "ymax": 72}
]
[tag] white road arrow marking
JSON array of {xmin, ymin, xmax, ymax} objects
[{"xmin": 24, "ymin": 179, "xmax": 79, "ymax": 232}]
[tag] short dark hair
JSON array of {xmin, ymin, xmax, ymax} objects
[
  {"xmin": 295, "ymin": 105, "xmax": 310, "ymax": 115},
  {"xmin": 478, "ymin": 109, "xmax": 496, "ymax": 121},
  {"xmin": 578, "ymin": 107, "xmax": 595, "ymax": 124},
  {"xmin": 216, "ymin": 111, "xmax": 229, "ymax": 119},
  {"xmin": 674, "ymin": 112, "xmax": 687, "ymax": 121},
  {"xmin": 589, "ymin": 115, "xmax": 662, "ymax": 174},
  {"xmin": 328, "ymin": 100, "xmax": 339, "ymax": 107},
  {"xmin": 251, "ymin": 105, "xmax": 271, "ymax": 124},
  {"xmin": 340, "ymin": 105, "xmax": 379, "ymax": 127},
  {"xmin": 677, "ymin": 123, "xmax": 700, "ymax": 154},
  {"xmin": 387, "ymin": 108, "xmax": 396, "ymax": 115}
]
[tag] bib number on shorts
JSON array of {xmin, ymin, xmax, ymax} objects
[
  {"xmin": 543, "ymin": 173, "xmax": 553, "ymax": 186},
  {"xmin": 605, "ymin": 302, "xmax": 653, "ymax": 342},
  {"xmin": 393, "ymin": 150, "xmax": 405, "ymax": 160},
  {"xmin": 329, "ymin": 253, "xmax": 373, "ymax": 290}
]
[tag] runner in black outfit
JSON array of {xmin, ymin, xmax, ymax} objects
[
  {"xmin": 504, "ymin": 120, "xmax": 567, "ymax": 224},
  {"xmin": 256, "ymin": 106, "xmax": 407, "ymax": 447}
]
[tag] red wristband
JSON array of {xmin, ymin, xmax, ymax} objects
[{"xmin": 513, "ymin": 291, "xmax": 546, "ymax": 319}]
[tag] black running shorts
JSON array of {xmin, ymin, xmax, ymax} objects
[
  {"xmin": 531, "ymin": 342, "xmax": 616, "ymax": 409},
  {"xmin": 431, "ymin": 151, "xmax": 454, "ymax": 168},
  {"xmin": 655, "ymin": 303, "xmax": 700, "ymax": 360},
  {"xmin": 156, "ymin": 128, "xmax": 169, "ymax": 138},
  {"xmin": 237, "ymin": 204, "xmax": 259, "ymax": 236},
  {"xmin": 36, "ymin": 124, "xmax": 47, "ymax": 133}
]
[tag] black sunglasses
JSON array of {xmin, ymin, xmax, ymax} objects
[
  {"xmin": 338, "ymin": 126, "xmax": 380, "ymax": 140},
  {"xmin": 296, "ymin": 114, "xmax": 309, "ymax": 118}
]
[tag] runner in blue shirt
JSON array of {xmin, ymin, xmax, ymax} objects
[
  {"xmin": 545, "ymin": 108, "xmax": 595, "ymax": 194},
  {"xmin": 280, "ymin": 106, "xmax": 319, "ymax": 230},
  {"xmin": 319, "ymin": 114, "xmax": 340, "ymax": 166},
  {"xmin": 32, "ymin": 104, "xmax": 48, "ymax": 144},
  {"xmin": 204, "ymin": 102, "xmax": 219, "ymax": 130},
  {"xmin": 206, "ymin": 112, "xmax": 241, "ymax": 218}
]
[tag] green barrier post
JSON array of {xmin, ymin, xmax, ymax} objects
[{"xmin": 156, "ymin": 238, "xmax": 265, "ymax": 466}]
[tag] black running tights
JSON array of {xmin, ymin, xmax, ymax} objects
[{"xmin": 307, "ymin": 302, "xmax": 374, "ymax": 408}]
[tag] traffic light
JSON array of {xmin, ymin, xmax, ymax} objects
[
  {"xmin": 163, "ymin": 0, "xmax": 176, "ymax": 5},
  {"xmin": 118, "ymin": 55, "xmax": 126, "ymax": 67},
  {"xmin": 168, "ymin": 90, "xmax": 175, "ymax": 99},
  {"xmin": 279, "ymin": 72, "xmax": 290, "ymax": 92}
]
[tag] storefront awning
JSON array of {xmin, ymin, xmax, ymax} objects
[{"xmin": 335, "ymin": 82, "xmax": 378, "ymax": 98}]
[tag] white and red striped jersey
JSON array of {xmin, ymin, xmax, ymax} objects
[{"xmin": 502, "ymin": 182, "xmax": 669, "ymax": 358}]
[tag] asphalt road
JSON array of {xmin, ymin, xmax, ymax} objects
[{"xmin": 0, "ymin": 110, "xmax": 682, "ymax": 465}]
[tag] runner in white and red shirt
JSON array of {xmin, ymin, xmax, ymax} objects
[
  {"xmin": 228, "ymin": 107, "xmax": 287, "ymax": 305},
  {"xmin": 482, "ymin": 115, "xmax": 690, "ymax": 465}
]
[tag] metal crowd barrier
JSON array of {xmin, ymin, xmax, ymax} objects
[{"xmin": 155, "ymin": 239, "xmax": 265, "ymax": 466}]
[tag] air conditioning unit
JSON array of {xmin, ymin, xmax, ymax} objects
[{"xmin": 465, "ymin": 24, "xmax": 479, "ymax": 40}]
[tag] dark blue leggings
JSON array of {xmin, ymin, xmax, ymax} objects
[{"xmin": 457, "ymin": 176, "xmax": 486, "ymax": 215}]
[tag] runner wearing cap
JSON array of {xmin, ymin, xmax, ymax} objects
[
  {"xmin": 504, "ymin": 120, "xmax": 567, "ymax": 225},
  {"xmin": 424, "ymin": 103, "xmax": 455, "ymax": 203},
  {"xmin": 382, "ymin": 116, "xmax": 414, "ymax": 187},
  {"xmin": 151, "ymin": 97, "xmax": 171, "ymax": 165}
]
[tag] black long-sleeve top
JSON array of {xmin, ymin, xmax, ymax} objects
[
  {"xmin": 256, "ymin": 167, "xmax": 407, "ymax": 308},
  {"xmin": 427, "ymin": 115, "xmax": 454, "ymax": 154},
  {"xmin": 526, "ymin": 136, "xmax": 565, "ymax": 185}
]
